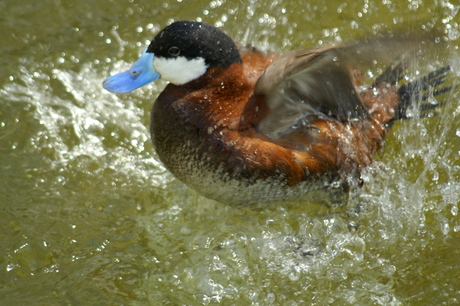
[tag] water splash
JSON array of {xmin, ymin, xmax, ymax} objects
[{"xmin": 0, "ymin": 61, "xmax": 169, "ymax": 190}]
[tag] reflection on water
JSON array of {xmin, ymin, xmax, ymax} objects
[{"xmin": 0, "ymin": 0, "xmax": 459, "ymax": 304}]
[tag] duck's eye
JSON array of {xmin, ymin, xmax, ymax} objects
[{"xmin": 168, "ymin": 46, "xmax": 180, "ymax": 57}]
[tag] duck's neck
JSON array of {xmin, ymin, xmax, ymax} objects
[{"xmin": 157, "ymin": 64, "xmax": 254, "ymax": 131}]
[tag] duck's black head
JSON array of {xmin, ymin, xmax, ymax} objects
[
  {"xmin": 148, "ymin": 21, "xmax": 242, "ymax": 68},
  {"xmin": 103, "ymin": 21, "xmax": 242, "ymax": 93}
]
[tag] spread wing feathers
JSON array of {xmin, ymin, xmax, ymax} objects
[
  {"xmin": 255, "ymin": 47, "xmax": 366, "ymax": 138},
  {"xmin": 254, "ymin": 33, "xmax": 439, "ymax": 139}
]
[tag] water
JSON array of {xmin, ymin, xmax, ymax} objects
[{"xmin": 0, "ymin": 0, "xmax": 459, "ymax": 304}]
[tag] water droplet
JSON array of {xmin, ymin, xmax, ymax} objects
[
  {"xmin": 288, "ymin": 269, "xmax": 300, "ymax": 281},
  {"xmin": 451, "ymin": 204, "xmax": 458, "ymax": 216},
  {"xmin": 432, "ymin": 171, "xmax": 439, "ymax": 181}
]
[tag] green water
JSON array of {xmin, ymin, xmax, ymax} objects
[{"xmin": 1, "ymin": 0, "xmax": 459, "ymax": 304}]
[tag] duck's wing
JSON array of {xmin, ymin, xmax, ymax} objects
[
  {"xmin": 254, "ymin": 45, "xmax": 368, "ymax": 138},
  {"xmin": 254, "ymin": 34, "xmax": 437, "ymax": 139}
]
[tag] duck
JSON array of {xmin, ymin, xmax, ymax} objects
[{"xmin": 103, "ymin": 20, "xmax": 450, "ymax": 206}]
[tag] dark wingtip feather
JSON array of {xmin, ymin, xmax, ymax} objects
[{"xmin": 392, "ymin": 65, "xmax": 452, "ymax": 121}]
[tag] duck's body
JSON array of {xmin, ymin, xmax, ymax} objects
[
  {"xmin": 150, "ymin": 52, "xmax": 396, "ymax": 204},
  {"xmin": 103, "ymin": 21, "xmax": 448, "ymax": 205}
]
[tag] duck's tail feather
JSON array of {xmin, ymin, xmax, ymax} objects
[
  {"xmin": 392, "ymin": 65, "xmax": 452, "ymax": 121},
  {"xmin": 375, "ymin": 54, "xmax": 411, "ymax": 86}
]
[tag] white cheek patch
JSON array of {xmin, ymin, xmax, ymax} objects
[{"xmin": 154, "ymin": 56, "xmax": 208, "ymax": 85}]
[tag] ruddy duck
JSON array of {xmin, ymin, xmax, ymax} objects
[{"xmin": 103, "ymin": 21, "xmax": 450, "ymax": 205}]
